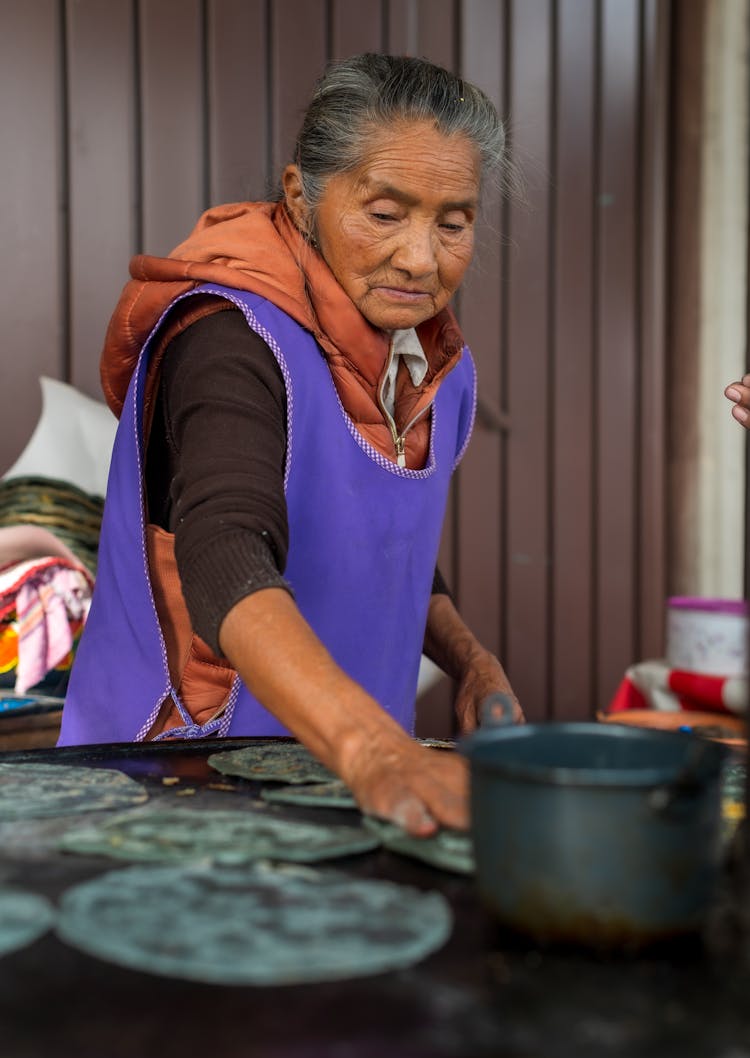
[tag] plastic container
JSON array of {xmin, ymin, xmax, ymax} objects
[{"xmin": 666, "ymin": 597, "xmax": 749, "ymax": 676}]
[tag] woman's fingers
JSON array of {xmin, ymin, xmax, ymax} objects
[{"xmin": 350, "ymin": 744, "xmax": 469, "ymax": 836}]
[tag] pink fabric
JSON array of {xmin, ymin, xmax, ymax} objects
[{"xmin": 2, "ymin": 560, "xmax": 93, "ymax": 694}]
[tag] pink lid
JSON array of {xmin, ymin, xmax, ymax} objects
[{"xmin": 668, "ymin": 596, "xmax": 749, "ymax": 616}]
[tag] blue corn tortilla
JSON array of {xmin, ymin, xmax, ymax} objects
[
  {"xmin": 364, "ymin": 817, "xmax": 475, "ymax": 875},
  {"xmin": 55, "ymin": 861, "xmax": 453, "ymax": 985},
  {"xmin": 208, "ymin": 742, "xmax": 336, "ymax": 784},
  {"xmin": 0, "ymin": 762, "xmax": 147, "ymax": 819},
  {"xmin": 0, "ymin": 889, "xmax": 55, "ymax": 957},
  {"xmin": 58, "ymin": 805, "xmax": 379, "ymax": 865}
]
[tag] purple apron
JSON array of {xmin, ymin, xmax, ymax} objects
[{"xmin": 58, "ymin": 285, "xmax": 476, "ymax": 744}]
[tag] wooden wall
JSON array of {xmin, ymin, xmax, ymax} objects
[{"xmin": 0, "ymin": 0, "xmax": 670, "ymax": 727}]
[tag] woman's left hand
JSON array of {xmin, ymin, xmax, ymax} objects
[
  {"xmin": 422, "ymin": 592, "xmax": 523, "ymax": 735},
  {"xmin": 453, "ymin": 649, "xmax": 524, "ymax": 734},
  {"xmin": 725, "ymin": 374, "xmax": 750, "ymax": 427}
]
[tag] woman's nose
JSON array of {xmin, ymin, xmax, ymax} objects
[{"xmin": 389, "ymin": 223, "xmax": 438, "ymax": 277}]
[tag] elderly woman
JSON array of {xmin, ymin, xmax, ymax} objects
[{"xmin": 58, "ymin": 53, "xmax": 521, "ymax": 835}]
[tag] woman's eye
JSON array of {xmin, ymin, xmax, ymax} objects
[
  {"xmin": 440, "ymin": 222, "xmax": 465, "ymax": 233},
  {"xmin": 371, "ymin": 212, "xmax": 397, "ymax": 222}
]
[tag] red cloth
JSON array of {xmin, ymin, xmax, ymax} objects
[{"xmin": 608, "ymin": 659, "xmax": 747, "ymax": 716}]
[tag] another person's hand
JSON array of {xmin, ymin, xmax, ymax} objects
[
  {"xmin": 453, "ymin": 647, "xmax": 524, "ymax": 734},
  {"xmin": 725, "ymin": 374, "xmax": 750, "ymax": 427},
  {"xmin": 338, "ymin": 729, "xmax": 469, "ymax": 837}
]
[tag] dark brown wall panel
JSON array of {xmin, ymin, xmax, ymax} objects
[
  {"xmin": 140, "ymin": 0, "xmax": 205, "ymax": 256},
  {"xmin": 66, "ymin": 0, "xmax": 137, "ymax": 399},
  {"xmin": 551, "ymin": 0, "xmax": 596, "ymax": 719},
  {"xmin": 331, "ymin": 0, "xmax": 385, "ymax": 58},
  {"xmin": 270, "ymin": 0, "xmax": 327, "ymax": 175},
  {"xmin": 595, "ymin": 0, "xmax": 640, "ymax": 707},
  {"xmin": 0, "ymin": 1, "xmax": 64, "ymax": 466},
  {"xmin": 504, "ymin": 0, "xmax": 553, "ymax": 721},
  {"xmin": 415, "ymin": 0, "xmax": 457, "ymax": 68},
  {"xmin": 455, "ymin": 0, "xmax": 505, "ymax": 665},
  {"xmin": 207, "ymin": 0, "xmax": 269, "ymax": 204},
  {"xmin": 638, "ymin": 0, "xmax": 669, "ymax": 659},
  {"xmin": 386, "ymin": 0, "xmax": 418, "ymax": 54}
]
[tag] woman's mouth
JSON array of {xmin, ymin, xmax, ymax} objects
[{"xmin": 372, "ymin": 286, "xmax": 432, "ymax": 303}]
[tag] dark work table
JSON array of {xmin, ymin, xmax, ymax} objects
[{"xmin": 1, "ymin": 738, "xmax": 750, "ymax": 1058}]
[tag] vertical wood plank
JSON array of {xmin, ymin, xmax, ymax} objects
[
  {"xmin": 139, "ymin": 0, "xmax": 205, "ymax": 255},
  {"xmin": 595, "ymin": 0, "xmax": 639, "ymax": 705},
  {"xmin": 455, "ymin": 0, "xmax": 506, "ymax": 671},
  {"xmin": 386, "ymin": 0, "xmax": 418, "ymax": 54},
  {"xmin": 0, "ymin": 0, "xmax": 64, "ymax": 471},
  {"xmin": 207, "ymin": 0, "xmax": 269, "ymax": 204},
  {"xmin": 270, "ymin": 0, "xmax": 328, "ymax": 176},
  {"xmin": 416, "ymin": 0, "xmax": 457, "ymax": 68},
  {"xmin": 551, "ymin": 0, "xmax": 596, "ymax": 718},
  {"xmin": 330, "ymin": 0, "xmax": 384, "ymax": 58},
  {"xmin": 667, "ymin": 0, "xmax": 706, "ymax": 598},
  {"xmin": 66, "ymin": 0, "xmax": 137, "ymax": 399},
  {"xmin": 638, "ymin": 0, "xmax": 669, "ymax": 658},
  {"xmin": 504, "ymin": 0, "xmax": 552, "ymax": 720}
]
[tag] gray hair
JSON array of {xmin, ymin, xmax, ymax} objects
[{"xmin": 291, "ymin": 53, "xmax": 506, "ymax": 211}]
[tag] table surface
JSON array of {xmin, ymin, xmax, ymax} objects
[{"xmin": 1, "ymin": 738, "xmax": 750, "ymax": 1058}]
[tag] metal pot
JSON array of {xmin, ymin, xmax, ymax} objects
[{"xmin": 461, "ymin": 695, "xmax": 730, "ymax": 948}]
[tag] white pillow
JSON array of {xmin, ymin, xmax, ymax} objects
[{"xmin": 3, "ymin": 377, "xmax": 117, "ymax": 498}]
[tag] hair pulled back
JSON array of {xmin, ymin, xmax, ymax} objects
[{"xmin": 292, "ymin": 53, "xmax": 505, "ymax": 210}]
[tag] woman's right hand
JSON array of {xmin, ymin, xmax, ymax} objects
[
  {"xmin": 337, "ymin": 729, "xmax": 469, "ymax": 837},
  {"xmin": 725, "ymin": 374, "xmax": 750, "ymax": 427}
]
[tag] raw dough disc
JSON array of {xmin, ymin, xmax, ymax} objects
[
  {"xmin": 0, "ymin": 762, "xmax": 148, "ymax": 819},
  {"xmin": 364, "ymin": 818, "xmax": 475, "ymax": 875},
  {"xmin": 56, "ymin": 861, "xmax": 453, "ymax": 984},
  {"xmin": 0, "ymin": 889, "xmax": 55, "ymax": 957},
  {"xmin": 59, "ymin": 805, "xmax": 379, "ymax": 865},
  {"xmin": 260, "ymin": 779, "xmax": 357, "ymax": 809},
  {"xmin": 208, "ymin": 742, "xmax": 336, "ymax": 785}
]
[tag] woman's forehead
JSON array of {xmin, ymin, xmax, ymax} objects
[{"xmin": 344, "ymin": 122, "xmax": 481, "ymax": 204}]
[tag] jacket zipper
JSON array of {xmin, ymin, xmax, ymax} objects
[{"xmin": 378, "ymin": 337, "xmax": 432, "ymax": 469}]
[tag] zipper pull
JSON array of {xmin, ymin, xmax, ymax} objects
[{"xmin": 395, "ymin": 436, "xmax": 406, "ymax": 468}]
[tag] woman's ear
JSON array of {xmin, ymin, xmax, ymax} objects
[{"xmin": 282, "ymin": 165, "xmax": 312, "ymax": 235}]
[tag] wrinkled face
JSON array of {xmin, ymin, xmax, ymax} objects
[{"xmin": 284, "ymin": 121, "xmax": 480, "ymax": 331}]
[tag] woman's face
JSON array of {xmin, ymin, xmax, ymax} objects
[{"xmin": 285, "ymin": 121, "xmax": 480, "ymax": 332}]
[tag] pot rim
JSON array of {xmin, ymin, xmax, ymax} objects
[{"xmin": 460, "ymin": 721, "xmax": 728, "ymax": 788}]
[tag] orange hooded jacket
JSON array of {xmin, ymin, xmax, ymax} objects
[{"xmin": 100, "ymin": 201, "xmax": 465, "ymax": 468}]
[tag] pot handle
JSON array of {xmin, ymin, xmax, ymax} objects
[
  {"xmin": 648, "ymin": 738, "xmax": 718, "ymax": 812},
  {"xmin": 480, "ymin": 693, "xmax": 517, "ymax": 728}
]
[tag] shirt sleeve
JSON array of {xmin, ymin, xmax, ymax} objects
[
  {"xmin": 431, "ymin": 566, "xmax": 452, "ymax": 598},
  {"xmin": 145, "ymin": 308, "xmax": 292, "ymax": 654}
]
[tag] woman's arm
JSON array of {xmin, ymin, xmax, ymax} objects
[
  {"xmin": 422, "ymin": 591, "xmax": 523, "ymax": 732},
  {"xmin": 725, "ymin": 374, "xmax": 750, "ymax": 427},
  {"xmin": 218, "ymin": 587, "xmax": 468, "ymax": 836}
]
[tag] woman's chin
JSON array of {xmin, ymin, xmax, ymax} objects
[{"xmin": 359, "ymin": 299, "xmax": 439, "ymax": 333}]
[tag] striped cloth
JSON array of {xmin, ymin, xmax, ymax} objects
[
  {"xmin": 0, "ymin": 556, "xmax": 93, "ymax": 695},
  {"xmin": 608, "ymin": 658, "xmax": 747, "ymax": 716}
]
